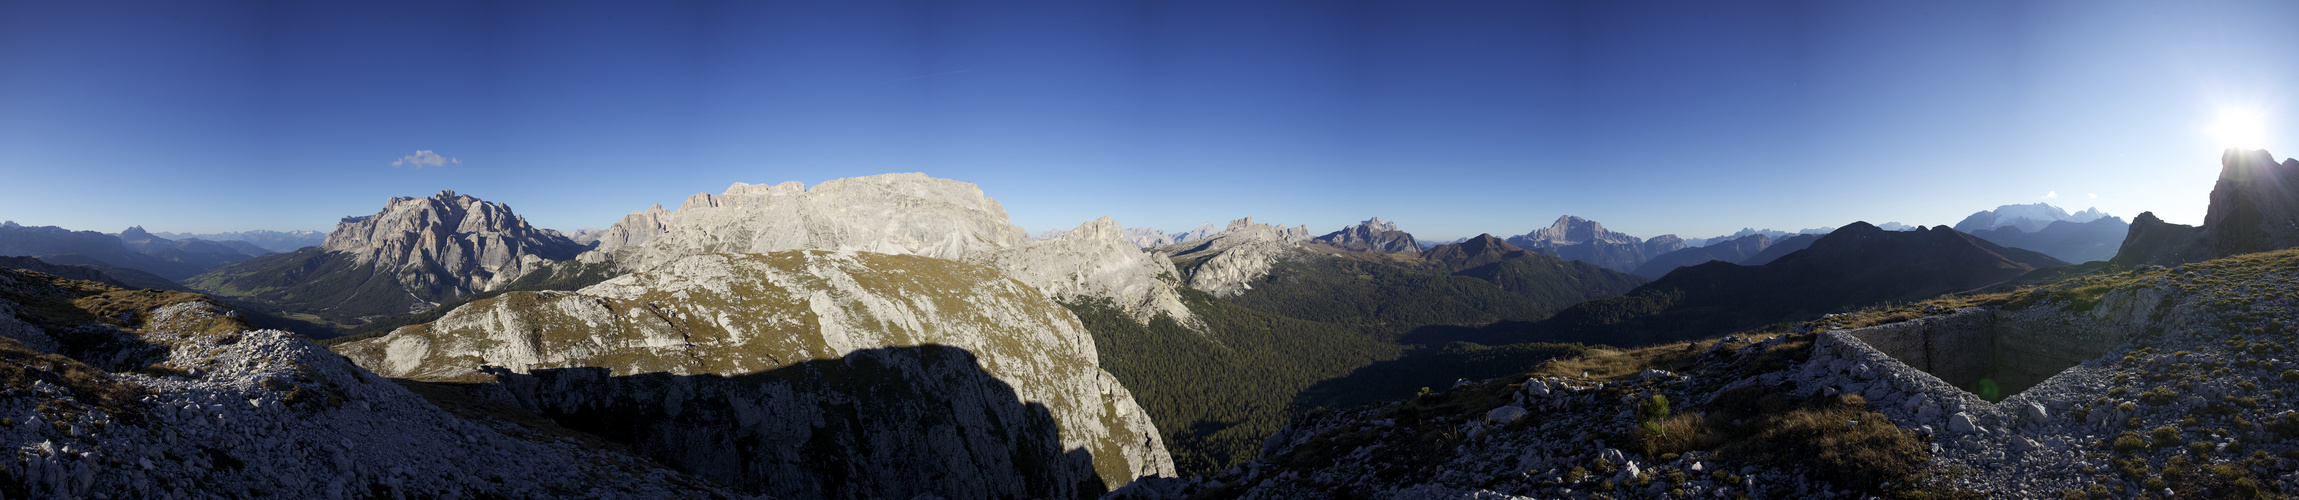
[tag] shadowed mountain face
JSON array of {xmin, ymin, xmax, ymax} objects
[
  {"xmin": 0, "ymin": 255, "xmax": 185, "ymax": 291},
  {"xmin": 1422, "ymin": 234, "xmax": 1528, "ymax": 272},
  {"xmin": 482, "ymin": 345, "xmax": 1106, "ymax": 500},
  {"xmin": 1966, "ymin": 216, "xmax": 2129, "ymax": 264},
  {"xmin": 0, "ymin": 222, "xmax": 226, "ymax": 280},
  {"xmin": 1952, "ymin": 203, "xmax": 2109, "ymax": 234},
  {"xmin": 1488, "ymin": 222, "xmax": 2066, "ymax": 347},
  {"xmin": 2114, "ymin": 149, "xmax": 2299, "ymax": 267},
  {"xmin": 1738, "ymin": 233, "xmax": 1817, "ymax": 266},
  {"xmin": 152, "ymin": 229, "xmax": 326, "ymax": 253},
  {"xmin": 116, "ymin": 226, "xmax": 263, "ymax": 272},
  {"xmin": 1632, "ymin": 233, "xmax": 1773, "ymax": 279}
]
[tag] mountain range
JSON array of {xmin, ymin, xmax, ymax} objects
[
  {"xmin": 0, "ymin": 221, "xmax": 263, "ymax": 280},
  {"xmin": 15, "ymin": 149, "xmax": 2299, "ymax": 498},
  {"xmin": 1504, "ymin": 215, "xmax": 1685, "ymax": 273},
  {"xmin": 149, "ymin": 229, "xmax": 326, "ymax": 253},
  {"xmin": 1485, "ymin": 222, "xmax": 2067, "ymax": 347}
]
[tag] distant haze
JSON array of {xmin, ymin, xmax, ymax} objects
[{"xmin": 2, "ymin": 2, "xmax": 2293, "ymax": 238}]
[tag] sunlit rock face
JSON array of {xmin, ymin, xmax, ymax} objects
[
  {"xmin": 583, "ymin": 173, "xmax": 1192, "ymax": 323},
  {"xmin": 338, "ymin": 251, "xmax": 1175, "ymax": 498},
  {"xmin": 1313, "ymin": 217, "xmax": 1422, "ymax": 253},
  {"xmin": 1159, "ymin": 217, "xmax": 1313, "ymax": 297},
  {"xmin": 323, "ymin": 190, "xmax": 584, "ymax": 294}
]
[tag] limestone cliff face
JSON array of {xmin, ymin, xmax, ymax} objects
[
  {"xmin": 0, "ymin": 269, "xmax": 726, "ymax": 498},
  {"xmin": 337, "ymin": 251, "xmax": 1174, "ymax": 497},
  {"xmin": 991, "ymin": 217, "xmax": 1193, "ymax": 322},
  {"xmin": 1161, "ymin": 217, "xmax": 1311, "ymax": 297},
  {"xmin": 323, "ymin": 190, "xmax": 583, "ymax": 293},
  {"xmin": 584, "ymin": 173, "xmax": 1190, "ymax": 323},
  {"xmin": 590, "ymin": 175, "xmax": 1022, "ymax": 267}
]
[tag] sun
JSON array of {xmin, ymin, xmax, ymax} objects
[{"xmin": 2205, "ymin": 107, "xmax": 2271, "ymax": 150}]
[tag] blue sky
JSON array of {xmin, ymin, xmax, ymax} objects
[{"xmin": 3, "ymin": 1, "xmax": 2295, "ymax": 242}]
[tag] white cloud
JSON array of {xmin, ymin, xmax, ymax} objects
[
  {"xmin": 2088, "ymin": 193, "xmax": 2098, "ymax": 199},
  {"xmin": 392, "ymin": 150, "xmax": 461, "ymax": 169},
  {"xmin": 2043, "ymin": 190, "xmax": 2058, "ymax": 199}
]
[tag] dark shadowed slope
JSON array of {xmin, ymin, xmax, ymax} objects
[{"xmin": 1489, "ymin": 222, "xmax": 2066, "ymax": 347}]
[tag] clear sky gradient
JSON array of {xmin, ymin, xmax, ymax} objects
[{"xmin": 3, "ymin": 1, "xmax": 2295, "ymax": 242}]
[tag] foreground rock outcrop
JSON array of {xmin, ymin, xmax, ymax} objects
[
  {"xmin": 0, "ymin": 268, "xmax": 729, "ymax": 498},
  {"xmin": 339, "ymin": 250, "xmax": 1174, "ymax": 498}
]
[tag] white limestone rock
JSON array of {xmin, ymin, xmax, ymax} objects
[
  {"xmin": 1158, "ymin": 217, "xmax": 1313, "ymax": 297},
  {"xmin": 582, "ymin": 173, "xmax": 1192, "ymax": 323},
  {"xmin": 338, "ymin": 251, "xmax": 1174, "ymax": 497},
  {"xmin": 322, "ymin": 190, "xmax": 584, "ymax": 294}
]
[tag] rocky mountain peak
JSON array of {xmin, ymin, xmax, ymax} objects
[
  {"xmin": 1312, "ymin": 217, "xmax": 1420, "ymax": 253},
  {"xmin": 2112, "ymin": 149, "xmax": 2299, "ymax": 266},
  {"xmin": 1520, "ymin": 215, "xmax": 1638, "ymax": 246},
  {"xmin": 1505, "ymin": 216, "xmax": 1654, "ymax": 272},
  {"xmin": 118, "ymin": 226, "xmax": 157, "ymax": 243},
  {"xmin": 318, "ymin": 190, "xmax": 582, "ymax": 299},
  {"xmin": 1361, "ymin": 217, "xmax": 1399, "ymax": 232}
]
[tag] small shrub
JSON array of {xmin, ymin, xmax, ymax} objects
[
  {"xmin": 2153, "ymin": 426, "xmax": 2183, "ymax": 448},
  {"xmin": 2141, "ymin": 387, "xmax": 2179, "ymax": 405},
  {"xmin": 2113, "ymin": 432, "xmax": 2148, "ymax": 452}
]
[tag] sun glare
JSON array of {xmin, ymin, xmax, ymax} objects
[{"xmin": 2206, "ymin": 108, "xmax": 2271, "ymax": 150}]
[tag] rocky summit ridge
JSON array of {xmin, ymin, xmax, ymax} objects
[
  {"xmin": 1312, "ymin": 217, "xmax": 1421, "ymax": 253},
  {"xmin": 338, "ymin": 250, "xmax": 1174, "ymax": 498},
  {"xmin": 2114, "ymin": 149, "xmax": 2299, "ymax": 267},
  {"xmin": 582, "ymin": 173, "xmax": 1192, "ymax": 323},
  {"xmin": 1159, "ymin": 217, "xmax": 1316, "ymax": 297}
]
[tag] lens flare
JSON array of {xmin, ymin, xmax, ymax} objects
[{"xmin": 2205, "ymin": 108, "xmax": 2271, "ymax": 149}]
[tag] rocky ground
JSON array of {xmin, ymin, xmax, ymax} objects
[
  {"xmin": 0, "ymin": 268, "xmax": 734, "ymax": 499},
  {"xmin": 1111, "ymin": 249, "xmax": 2299, "ymax": 500}
]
